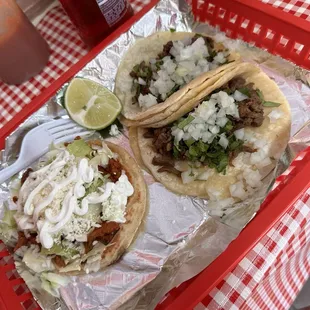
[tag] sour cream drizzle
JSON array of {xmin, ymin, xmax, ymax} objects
[{"xmin": 18, "ymin": 150, "xmax": 95, "ymax": 249}]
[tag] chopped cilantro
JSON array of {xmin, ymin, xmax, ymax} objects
[
  {"xmin": 256, "ymin": 89, "xmax": 264, "ymax": 101},
  {"xmin": 172, "ymin": 131, "xmax": 244, "ymax": 174},
  {"xmin": 229, "ymin": 139, "xmax": 243, "ymax": 151},
  {"xmin": 223, "ymin": 59, "xmax": 234, "ymax": 65},
  {"xmin": 217, "ymin": 155, "xmax": 228, "ymax": 173},
  {"xmin": 189, "ymin": 145, "xmax": 199, "ymax": 157},
  {"xmin": 178, "ymin": 115, "xmax": 195, "ymax": 129},
  {"xmin": 185, "ymin": 138, "xmax": 195, "ymax": 147},
  {"xmin": 173, "ymin": 145, "xmax": 180, "ymax": 158},
  {"xmin": 223, "ymin": 120, "xmax": 233, "ymax": 132},
  {"xmin": 263, "ymin": 101, "xmax": 281, "ymax": 107},
  {"xmin": 238, "ymin": 87, "xmax": 250, "ymax": 97},
  {"xmin": 167, "ymin": 84, "xmax": 180, "ymax": 97},
  {"xmin": 256, "ymin": 89, "xmax": 281, "ymax": 107},
  {"xmin": 207, "ymin": 50, "xmax": 217, "ymax": 62},
  {"xmin": 155, "ymin": 60, "xmax": 164, "ymax": 70}
]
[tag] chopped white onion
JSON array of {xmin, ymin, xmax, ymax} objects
[
  {"xmin": 229, "ymin": 182, "xmax": 248, "ymax": 200},
  {"xmin": 213, "ymin": 52, "xmax": 226, "ymax": 64},
  {"xmin": 243, "ymin": 168, "xmax": 262, "ymax": 188},
  {"xmin": 175, "ymin": 129, "xmax": 184, "ymax": 144},
  {"xmin": 234, "ymin": 128, "xmax": 245, "ymax": 140},
  {"xmin": 181, "ymin": 170, "xmax": 195, "ymax": 184},
  {"xmin": 138, "ymin": 78, "xmax": 146, "ymax": 85},
  {"xmin": 209, "ymin": 125, "xmax": 220, "ymax": 135},
  {"xmin": 202, "ymin": 131, "xmax": 213, "ymax": 143},
  {"xmin": 134, "ymin": 38, "xmax": 229, "ymax": 104},
  {"xmin": 174, "ymin": 161, "xmax": 189, "ymax": 172},
  {"xmin": 207, "ymin": 188, "xmax": 222, "ymax": 200},
  {"xmin": 255, "ymin": 156, "xmax": 272, "ymax": 169},
  {"xmin": 138, "ymin": 93, "xmax": 157, "ymax": 109},
  {"xmin": 253, "ymin": 139, "xmax": 268, "ymax": 148},
  {"xmin": 219, "ymin": 134, "xmax": 229, "ymax": 149},
  {"xmin": 233, "ymin": 90, "xmax": 249, "ymax": 102},
  {"xmin": 191, "ymin": 128, "xmax": 202, "ymax": 140},
  {"xmin": 268, "ymin": 109, "xmax": 283, "ymax": 123},
  {"xmin": 250, "ymin": 150, "xmax": 267, "ymax": 165},
  {"xmin": 196, "ymin": 169, "xmax": 214, "ymax": 181},
  {"xmin": 232, "ymin": 153, "xmax": 251, "ymax": 168},
  {"xmin": 216, "ymin": 116, "xmax": 228, "ymax": 127}
]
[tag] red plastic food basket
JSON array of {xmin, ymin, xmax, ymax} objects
[{"xmin": 1, "ymin": 1, "xmax": 310, "ymax": 309}]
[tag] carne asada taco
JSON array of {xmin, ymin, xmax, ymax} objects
[
  {"xmin": 0, "ymin": 138, "xmax": 147, "ymax": 275},
  {"xmin": 115, "ymin": 31, "xmax": 240, "ymax": 123},
  {"xmin": 130, "ymin": 63, "xmax": 291, "ymax": 201},
  {"xmin": 123, "ymin": 62, "xmax": 250, "ymax": 128}
]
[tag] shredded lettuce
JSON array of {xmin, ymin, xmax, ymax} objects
[
  {"xmin": 40, "ymin": 272, "xmax": 69, "ymax": 297},
  {"xmin": 1, "ymin": 208, "xmax": 17, "ymax": 227},
  {"xmin": 41, "ymin": 243, "xmax": 79, "ymax": 258},
  {"xmin": 23, "ymin": 247, "xmax": 55, "ymax": 273},
  {"xmin": 85, "ymin": 177, "xmax": 104, "ymax": 195},
  {"xmin": 0, "ymin": 208, "xmax": 17, "ymax": 244}
]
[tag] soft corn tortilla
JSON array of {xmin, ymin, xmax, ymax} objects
[
  {"xmin": 58, "ymin": 141, "xmax": 147, "ymax": 275},
  {"xmin": 131, "ymin": 64, "xmax": 291, "ymax": 199},
  {"xmin": 115, "ymin": 31, "xmax": 240, "ymax": 123},
  {"xmin": 122, "ymin": 62, "xmax": 254, "ymax": 128}
]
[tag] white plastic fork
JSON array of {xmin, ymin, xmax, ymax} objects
[{"xmin": 0, "ymin": 119, "xmax": 93, "ymax": 184}]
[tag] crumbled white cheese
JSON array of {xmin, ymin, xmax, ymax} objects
[
  {"xmin": 62, "ymin": 217, "xmax": 98, "ymax": 242},
  {"xmin": 101, "ymin": 174, "xmax": 134, "ymax": 223}
]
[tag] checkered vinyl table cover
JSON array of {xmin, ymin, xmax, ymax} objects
[
  {"xmin": 1, "ymin": 0, "xmax": 310, "ymax": 309},
  {"xmin": 1, "ymin": 0, "xmax": 310, "ymax": 128},
  {"xmin": 195, "ymin": 189, "xmax": 310, "ymax": 309},
  {"xmin": 0, "ymin": 0, "xmax": 149, "ymax": 128}
]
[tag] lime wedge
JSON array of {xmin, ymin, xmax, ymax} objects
[{"xmin": 64, "ymin": 78, "xmax": 122, "ymax": 130}]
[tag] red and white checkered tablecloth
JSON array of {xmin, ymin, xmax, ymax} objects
[
  {"xmin": 194, "ymin": 190, "xmax": 310, "ymax": 310},
  {"xmin": 0, "ymin": 0, "xmax": 309, "ymax": 129},
  {"xmin": 262, "ymin": 0, "xmax": 310, "ymax": 21},
  {"xmin": 1, "ymin": 0, "xmax": 310, "ymax": 309},
  {"xmin": 0, "ymin": 0, "xmax": 149, "ymax": 128}
]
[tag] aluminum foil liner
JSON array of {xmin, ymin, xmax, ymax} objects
[{"xmin": 1, "ymin": 0, "xmax": 310, "ymax": 309}]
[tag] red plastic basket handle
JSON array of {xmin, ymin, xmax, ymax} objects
[{"xmin": 192, "ymin": 0, "xmax": 310, "ymax": 69}]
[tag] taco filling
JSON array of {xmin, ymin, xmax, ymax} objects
[
  {"xmin": 143, "ymin": 77, "xmax": 281, "ymax": 182},
  {"xmin": 0, "ymin": 138, "xmax": 136, "ymax": 275},
  {"xmin": 130, "ymin": 34, "xmax": 230, "ymax": 108}
]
